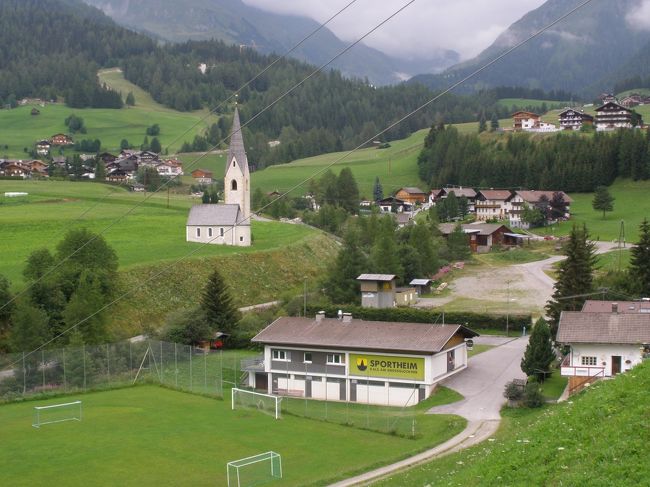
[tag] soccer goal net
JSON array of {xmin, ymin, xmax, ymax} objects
[
  {"xmin": 227, "ymin": 451, "xmax": 282, "ymax": 487},
  {"xmin": 232, "ymin": 388, "xmax": 282, "ymax": 420},
  {"xmin": 32, "ymin": 400, "xmax": 82, "ymax": 428}
]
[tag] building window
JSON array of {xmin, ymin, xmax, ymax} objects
[
  {"xmin": 272, "ymin": 349, "xmax": 289, "ymax": 361},
  {"xmin": 327, "ymin": 353, "xmax": 343, "ymax": 365},
  {"xmin": 220, "ymin": 228, "xmax": 224, "ymax": 237},
  {"xmin": 208, "ymin": 228, "xmax": 213, "ymax": 237},
  {"xmin": 231, "ymin": 179, "xmax": 238, "ymax": 191},
  {"xmin": 581, "ymin": 356, "xmax": 597, "ymax": 366},
  {"xmin": 240, "ymin": 236, "xmax": 244, "ymax": 242},
  {"xmin": 196, "ymin": 228, "xmax": 201, "ymax": 237},
  {"xmin": 303, "ymin": 352, "xmax": 312, "ymax": 364}
]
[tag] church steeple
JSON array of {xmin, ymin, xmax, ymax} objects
[{"xmin": 224, "ymin": 107, "xmax": 250, "ymax": 221}]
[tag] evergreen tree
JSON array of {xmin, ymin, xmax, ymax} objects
[
  {"xmin": 447, "ymin": 223, "xmax": 470, "ymax": 260},
  {"xmin": 546, "ymin": 224, "xmax": 596, "ymax": 337},
  {"xmin": 628, "ymin": 218, "xmax": 650, "ymax": 296},
  {"xmin": 369, "ymin": 218, "xmax": 402, "ymax": 277},
  {"xmin": 120, "ymin": 139, "xmax": 130, "ymax": 150},
  {"xmin": 490, "ymin": 113, "xmax": 499, "ymax": 131},
  {"xmin": 409, "ymin": 223, "xmax": 439, "ymax": 275},
  {"xmin": 323, "ymin": 227, "xmax": 368, "ymax": 304},
  {"xmin": 337, "ymin": 168, "xmax": 360, "ymax": 214},
  {"xmin": 549, "ymin": 192, "xmax": 567, "ymax": 220},
  {"xmin": 125, "ymin": 91, "xmax": 135, "ymax": 106},
  {"xmin": 372, "ymin": 177, "xmax": 384, "ymax": 202},
  {"xmin": 62, "ymin": 272, "xmax": 107, "ymax": 345},
  {"xmin": 521, "ymin": 318, "xmax": 556, "ymax": 382},
  {"xmin": 150, "ymin": 137, "xmax": 162, "ymax": 154},
  {"xmin": 94, "ymin": 160, "xmax": 106, "ymax": 181},
  {"xmin": 458, "ymin": 196, "xmax": 469, "ymax": 218},
  {"xmin": 592, "ymin": 185, "xmax": 614, "ymax": 219},
  {"xmin": 478, "ymin": 112, "xmax": 487, "ymax": 133},
  {"xmin": 398, "ymin": 244, "xmax": 422, "ymax": 283},
  {"xmin": 141, "ymin": 136, "xmax": 150, "ymax": 151},
  {"xmin": 200, "ymin": 269, "xmax": 240, "ymax": 334}
]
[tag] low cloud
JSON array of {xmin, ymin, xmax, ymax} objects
[
  {"xmin": 243, "ymin": 0, "xmax": 546, "ymax": 60},
  {"xmin": 627, "ymin": 0, "xmax": 650, "ymax": 30}
]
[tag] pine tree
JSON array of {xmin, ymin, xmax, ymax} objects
[
  {"xmin": 201, "ymin": 269, "xmax": 240, "ymax": 334},
  {"xmin": 545, "ymin": 224, "xmax": 596, "ymax": 337},
  {"xmin": 323, "ymin": 227, "xmax": 368, "ymax": 304},
  {"xmin": 478, "ymin": 112, "xmax": 487, "ymax": 133},
  {"xmin": 63, "ymin": 272, "xmax": 107, "ymax": 345},
  {"xmin": 125, "ymin": 92, "xmax": 135, "ymax": 106},
  {"xmin": 490, "ymin": 113, "xmax": 499, "ymax": 131},
  {"xmin": 628, "ymin": 218, "xmax": 650, "ymax": 296},
  {"xmin": 370, "ymin": 218, "xmax": 402, "ymax": 277},
  {"xmin": 150, "ymin": 137, "xmax": 162, "ymax": 154},
  {"xmin": 592, "ymin": 185, "xmax": 614, "ymax": 219},
  {"xmin": 94, "ymin": 160, "xmax": 106, "ymax": 181},
  {"xmin": 521, "ymin": 318, "xmax": 556, "ymax": 382},
  {"xmin": 409, "ymin": 223, "xmax": 439, "ymax": 275},
  {"xmin": 447, "ymin": 223, "xmax": 470, "ymax": 261},
  {"xmin": 337, "ymin": 168, "xmax": 360, "ymax": 214},
  {"xmin": 372, "ymin": 176, "xmax": 384, "ymax": 202}
]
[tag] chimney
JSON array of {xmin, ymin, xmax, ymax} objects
[
  {"xmin": 342, "ymin": 312, "xmax": 353, "ymax": 323},
  {"xmin": 612, "ymin": 303, "xmax": 618, "ymax": 314},
  {"xmin": 315, "ymin": 311, "xmax": 325, "ymax": 322}
]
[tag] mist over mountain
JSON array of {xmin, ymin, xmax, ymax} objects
[{"xmin": 83, "ymin": 0, "xmax": 459, "ymax": 86}]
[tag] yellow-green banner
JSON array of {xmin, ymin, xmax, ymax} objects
[{"xmin": 349, "ymin": 353, "xmax": 424, "ymax": 381}]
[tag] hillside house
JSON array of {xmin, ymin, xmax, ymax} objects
[
  {"xmin": 247, "ymin": 312, "xmax": 479, "ymax": 406},
  {"xmin": 438, "ymin": 223, "xmax": 520, "ymax": 253},
  {"xmin": 192, "ymin": 169, "xmax": 213, "ymax": 184},
  {"xmin": 377, "ymin": 196, "xmax": 412, "ymax": 213},
  {"xmin": 36, "ymin": 140, "xmax": 51, "ymax": 156},
  {"xmin": 50, "ymin": 133, "xmax": 73, "ymax": 146},
  {"xmin": 595, "ymin": 101, "xmax": 633, "ymax": 131},
  {"xmin": 438, "ymin": 187, "xmax": 477, "ymax": 212},
  {"xmin": 394, "ymin": 187, "xmax": 427, "ymax": 205},
  {"xmin": 0, "ymin": 162, "xmax": 30, "ymax": 178},
  {"xmin": 512, "ymin": 111, "xmax": 540, "ymax": 131},
  {"xmin": 507, "ymin": 190, "xmax": 572, "ymax": 228},
  {"xmin": 357, "ymin": 274, "xmax": 397, "ymax": 308},
  {"xmin": 557, "ymin": 307, "xmax": 650, "ymax": 395},
  {"xmin": 558, "ymin": 108, "xmax": 594, "ymax": 131},
  {"xmin": 475, "ymin": 189, "xmax": 513, "ymax": 221},
  {"xmin": 155, "ymin": 160, "xmax": 183, "ymax": 176},
  {"xmin": 427, "ymin": 188, "xmax": 442, "ymax": 206}
]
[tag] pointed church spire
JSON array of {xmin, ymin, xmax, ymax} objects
[{"xmin": 226, "ymin": 107, "xmax": 248, "ymax": 175}]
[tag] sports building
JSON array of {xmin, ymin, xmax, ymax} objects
[{"xmin": 247, "ymin": 312, "xmax": 478, "ymax": 406}]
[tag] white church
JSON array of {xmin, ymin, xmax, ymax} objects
[{"xmin": 186, "ymin": 108, "xmax": 252, "ymax": 246}]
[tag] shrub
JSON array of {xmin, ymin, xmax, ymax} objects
[
  {"xmin": 523, "ymin": 382, "xmax": 544, "ymax": 408},
  {"xmin": 503, "ymin": 380, "xmax": 524, "ymax": 401}
]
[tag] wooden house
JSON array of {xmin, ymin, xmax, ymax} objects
[{"xmin": 394, "ymin": 187, "xmax": 427, "ymax": 205}]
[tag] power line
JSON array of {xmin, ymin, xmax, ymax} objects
[{"xmin": 6, "ymin": 0, "xmax": 598, "ymax": 366}]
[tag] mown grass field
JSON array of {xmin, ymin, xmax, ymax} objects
[
  {"xmin": 375, "ymin": 361, "xmax": 650, "ymax": 486},
  {"xmin": 0, "ymin": 180, "xmax": 321, "ymax": 287},
  {"xmin": 497, "ymin": 98, "xmax": 568, "ymax": 109},
  {"xmin": 550, "ymin": 179, "xmax": 650, "ymax": 242},
  {"xmin": 0, "ymin": 385, "xmax": 464, "ymax": 487},
  {"xmin": 0, "ymin": 70, "xmax": 215, "ymax": 158}
]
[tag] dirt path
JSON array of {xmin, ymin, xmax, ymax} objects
[{"xmin": 416, "ymin": 242, "xmax": 617, "ymax": 313}]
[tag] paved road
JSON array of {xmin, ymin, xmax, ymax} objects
[
  {"xmin": 428, "ymin": 337, "xmax": 528, "ymax": 421},
  {"xmin": 330, "ymin": 338, "xmax": 528, "ymax": 486}
]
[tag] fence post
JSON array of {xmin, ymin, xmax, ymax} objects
[
  {"xmin": 160, "ymin": 341, "xmax": 164, "ymax": 384},
  {"xmin": 42, "ymin": 349, "xmax": 45, "ymax": 389},
  {"xmin": 204, "ymin": 350, "xmax": 207, "ymax": 392},
  {"xmin": 174, "ymin": 342, "xmax": 178, "ymax": 388},
  {"xmin": 129, "ymin": 341, "xmax": 133, "ymax": 381},
  {"xmin": 63, "ymin": 348, "xmax": 67, "ymax": 392},
  {"xmin": 22, "ymin": 352, "xmax": 26, "ymax": 395},
  {"xmin": 106, "ymin": 343, "xmax": 111, "ymax": 385},
  {"xmin": 82, "ymin": 344, "xmax": 86, "ymax": 391},
  {"xmin": 189, "ymin": 346, "xmax": 193, "ymax": 392}
]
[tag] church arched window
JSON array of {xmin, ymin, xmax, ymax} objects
[{"xmin": 231, "ymin": 179, "xmax": 238, "ymax": 191}]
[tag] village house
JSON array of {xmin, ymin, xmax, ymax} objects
[
  {"xmin": 186, "ymin": 108, "xmax": 251, "ymax": 247},
  {"xmin": 36, "ymin": 140, "xmax": 51, "ymax": 156},
  {"xmin": 49, "ymin": 133, "xmax": 74, "ymax": 146},
  {"xmin": 394, "ymin": 187, "xmax": 427, "ymax": 205},
  {"xmin": 427, "ymin": 188, "xmax": 442, "ymax": 206},
  {"xmin": 246, "ymin": 312, "xmax": 479, "ymax": 406},
  {"xmin": 582, "ymin": 299, "xmax": 650, "ymax": 313},
  {"xmin": 357, "ymin": 274, "xmax": 397, "ymax": 309},
  {"xmin": 557, "ymin": 305, "xmax": 650, "ymax": 395},
  {"xmin": 512, "ymin": 111, "xmax": 540, "ymax": 131},
  {"xmin": 507, "ymin": 190, "xmax": 572, "ymax": 228},
  {"xmin": 595, "ymin": 101, "xmax": 634, "ymax": 131},
  {"xmin": 0, "ymin": 162, "xmax": 30, "ymax": 178},
  {"xmin": 619, "ymin": 93, "xmax": 650, "ymax": 108},
  {"xmin": 438, "ymin": 223, "xmax": 522, "ymax": 253},
  {"xmin": 377, "ymin": 196, "xmax": 412, "ymax": 213},
  {"xmin": 155, "ymin": 159, "xmax": 183, "ymax": 177},
  {"xmin": 558, "ymin": 108, "xmax": 594, "ymax": 131},
  {"xmin": 192, "ymin": 169, "xmax": 213, "ymax": 184},
  {"xmin": 475, "ymin": 189, "xmax": 513, "ymax": 221},
  {"xmin": 437, "ymin": 187, "xmax": 478, "ymax": 213}
]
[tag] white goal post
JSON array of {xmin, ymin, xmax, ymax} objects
[
  {"xmin": 227, "ymin": 451, "xmax": 282, "ymax": 487},
  {"xmin": 232, "ymin": 388, "xmax": 282, "ymax": 420},
  {"xmin": 32, "ymin": 400, "xmax": 82, "ymax": 428}
]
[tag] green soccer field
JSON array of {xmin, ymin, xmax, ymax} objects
[{"xmin": 0, "ymin": 385, "xmax": 464, "ymax": 486}]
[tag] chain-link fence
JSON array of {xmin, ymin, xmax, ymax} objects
[{"xmin": 0, "ymin": 339, "xmax": 258, "ymax": 403}]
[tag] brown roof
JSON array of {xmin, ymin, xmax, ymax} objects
[
  {"xmin": 557, "ymin": 311, "xmax": 650, "ymax": 344},
  {"xmin": 252, "ymin": 316, "xmax": 478, "ymax": 354},
  {"xmin": 477, "ymin": 189, "xmax": 512, "ymax": 201},
  {"xmin": 582, "ymin": 300, "xmax": 650, "ymax": 314},
  {"xmin": 512, "ymin": 111, "xmax": 540, "ymax": 118},
  {"xmin": 515, "ymin": 190, "xmax": 573, "ymax": 204},
  {"xmin": 397, "ymin": 187, "xmax": 426, "ymax": 195},
  {"xmin": 438, "ymin": 223, "xmax": 511, "ymax": 236}
]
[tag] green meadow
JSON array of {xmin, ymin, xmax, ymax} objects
[
  {"xmin": 0, "ymin": 385, "xmax": 464, "ymax": 487},
  {"xmin": 0, "ymin": 180, "xmax": 318, "ymax": 287}
]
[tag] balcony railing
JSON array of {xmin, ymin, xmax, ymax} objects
[{"xmin": 241, "ymin": 355, "xmax": 265, "ymax": 371}]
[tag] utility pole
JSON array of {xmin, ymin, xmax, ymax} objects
[
  {"xmin": 506, "ymin": 280, "xmax": 511, "ymax": 337},
  {"xmin": 303, "ymin": 277, "xmax": 307, "ymax": 317}
]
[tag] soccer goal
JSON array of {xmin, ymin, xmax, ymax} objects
[
  {"xmin": 32, "ymin": 400, "xmax": 82, "ymax": 428},
  {"xmin": 232, "ymin": 388, "xmax": 282, "ymax": 420},
  {"xmin": 227, "ymin": 451, "xmax": 282, "ymax": 487}
]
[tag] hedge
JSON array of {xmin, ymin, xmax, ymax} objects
[{"xmin": 304, "ymin": 305, "xmax": 531, "ymax": 332}]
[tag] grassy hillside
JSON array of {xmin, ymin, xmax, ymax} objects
[
  {"xmin": 497, "ymin": 98, "xmax": 569, "ymax": 110},
  {"xmin": 376, "ymin": 361, "xmax": 650, "ymax": 486},
  {"xmin": 0, "ymin": 70, "xmax": 215, "ymax": 158},
  {"xmin": 547, "ymin": 179, "xmax": 650, "ymax": 242},
  {"xmin": 0, "ymin": 180, "xmax": 323, "ymax": 287}
]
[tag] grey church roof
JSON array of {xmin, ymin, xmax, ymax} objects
[
  {"xmin": 186, "ymin": 204, "xmax": 250, "ymax": 226},
  {"xmin": 226, "ymin": 108, "xmax": 248, "ymax": 175}
]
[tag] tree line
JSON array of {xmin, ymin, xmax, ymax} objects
[{"xmin": 418, "ymin": 123, "xmax": 650, "ymax": 192}]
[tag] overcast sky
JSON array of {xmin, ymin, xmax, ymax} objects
[{"xmin": 243, "ymin": 0, "xmax": 547, "ymax": 60}]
